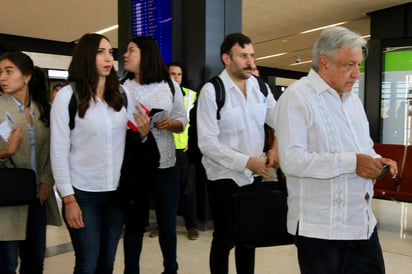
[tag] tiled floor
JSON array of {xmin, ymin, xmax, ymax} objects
[{"xmin": 43, "ymin": 199, "xmax": 412, "ymax": 274}]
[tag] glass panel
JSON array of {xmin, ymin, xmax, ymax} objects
[
  {"xmin": 352, "ymin": 74, "xmax": 365, "ymax": 103},
  {"xmin": 381, "ymin": 47, "xmax": 412, "ymax": 145},
  {"xmin": 352, "ymin": 56, "xmax": 366, "ymax": 103}
]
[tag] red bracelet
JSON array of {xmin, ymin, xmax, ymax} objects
[{"xmin": 64, "ymin": 199, "xmax": 77, "ymax": 206}]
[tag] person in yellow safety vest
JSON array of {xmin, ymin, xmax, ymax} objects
[{"xmin": 149, "ymin": 62, "xmax": 199, "ymax": 240}]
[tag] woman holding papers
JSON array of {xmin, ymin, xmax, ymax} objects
[
  {"xmin": 0, "ymin": 51, "xmax": 61, "ymax": 274},
  {"xmin": 122, "ymin": 36, "xmax": 186, "ymax": 274}
]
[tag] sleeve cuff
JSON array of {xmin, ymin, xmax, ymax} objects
[
  {"xmin": 58, "ymin": 184, "xmax": 75, "ymax": 198},
  {"xmin": 341, "ymin": 152, "xmax": 357, "ymax": 173},
  {"xmin": 233, "ymin": 153, "xmax": 250, "ymax": 172}
]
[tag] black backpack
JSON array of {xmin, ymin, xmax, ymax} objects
[
  {"xmin": 187, "ymin": 75, "xmax": 269, "ymax": 165},
  {"xmin": 68, "ymin": 79, "xmax": 175, "ymax": 130}
]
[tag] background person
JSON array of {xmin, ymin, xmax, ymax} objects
[
  {"xmin": 250, "ymin": 64, "xmax": 276, "ymax": 169},
  {"xmin": 50, "ymin": 81, "xmax": 66, "ymax": 103},
  {"xmin": 169, "ymin": 62, "xmax": 199, "ymax": 240},
  {"xmin": 251, "ymin": 65, "xmax": 259, "ymax": 76},
  {"xmin": 273, "ymin": 26, "xmax": 398, "ymax": 274},
  {"xmin": 196, "ymin": 33, "xmax": 278, "ymax": 274},
  {"xmin": 0, "ymin": 51, "xmax": 61, "ymax": 274},
  {"xmin": 122, "ymin": 36, "xmax": 186, "ymax": 274}
]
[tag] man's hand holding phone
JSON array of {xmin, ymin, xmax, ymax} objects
[
  {"xmin": 375, "ymin": 164, "xmax": 390, "ymax": 180},
  {"xmin": 374, "ymin": 157, "xmax": 398, "ymax": 180},
  {"xmin": 356, "ymin": 154, "xmax": 398, "ymax": 179}
]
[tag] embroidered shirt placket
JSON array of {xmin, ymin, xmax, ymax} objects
[{"xmin": 308, "ymin": 86, "xmax": 347, "ymax": 237}]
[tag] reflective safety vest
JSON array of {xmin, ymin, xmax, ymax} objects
[{"xmin": 174, "ymin": 87, "xmax": 197, "ymax": 149}]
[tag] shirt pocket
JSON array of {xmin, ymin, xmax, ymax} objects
[
  {"xmin": 218, "ymin": 106, "xmax": 243, "ymax": 134},
  {"xmin": 253, "ymin": 102, "xmax": 267, "ymax": 126}
]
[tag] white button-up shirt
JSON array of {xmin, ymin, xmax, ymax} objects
[
  {"xmin": 197, "ymin": 70, "xmax": 277, "ymax": 186},
  {"xmin": 50, "ymin": 85, "xmax": 127, "ymax": 197},
  {"xmin": 123, "ymin": 79, "xmax": 186, "ymax": 168},
  {"xmin": 274, "ymin": 69, "xmax": 380, "ymax": 240}
]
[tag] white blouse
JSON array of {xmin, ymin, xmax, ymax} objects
[
  {"xmin": 50, "ymin": 85, "xmax": 127, "ymax": 197},
  {"xmin": 123, "ymin": 79, "xmax": 186, "ymax": 168}
]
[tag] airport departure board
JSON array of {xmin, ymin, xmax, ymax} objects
[{"xmin": 131, "ymin": 0, "xmax": 172, "ymax": 63}]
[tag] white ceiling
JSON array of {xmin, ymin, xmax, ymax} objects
[{"xmin": 0, "ymin": 0, "xmax": 410, "ymax": 73}]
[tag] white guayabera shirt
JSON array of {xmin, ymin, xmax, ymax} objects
[
  {"xmin": 274, "ymin": 69, "xmax": 380, "ymax": 240},
  {"xmin": 197, "ymin": 69, "xmax": 277, "ymax": 187}
]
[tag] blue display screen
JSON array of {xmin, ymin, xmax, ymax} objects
[{"xmin": 131, "ymin": 0, "xmax": 172, "ymax": 64}]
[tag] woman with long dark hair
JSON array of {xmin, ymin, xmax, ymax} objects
[
  {"xmin": 0, "ymin": 51, "xmax": 61, "ymax": 274},
  {"xmin": 50, "ymin": 33, "xmax": 151, "ymax": 274},
  {"xmin": 122, "ymin": 36, "xmax": 186, "ymax": 274}
]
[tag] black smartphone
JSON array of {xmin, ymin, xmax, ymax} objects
[
  {"xmin": 149, "ymin": 108, "xmax": 164, "ymax": 117},
  {"xmin": 376, "ymin": 164, "xmax": 390, "ymax": 180}
]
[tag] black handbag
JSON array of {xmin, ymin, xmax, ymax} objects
[
  {"xmin": 0, "ymin": 157, "xmax": 37, "ymax": 206},
  {"xmin": 233, "ymin": 169, "xmax": 294, "ymax": 247}
]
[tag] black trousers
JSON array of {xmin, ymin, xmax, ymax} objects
[
  {"xmin": 207, "ymin": 179, "xmax": 255, "ymax": 274},
  {"xmin": 176, "ymin": 149, "xmax": 198, "ymax": 230},
  {"xmin": 296, "ymin": 227, "xmax": 385, "ymax": 274}
]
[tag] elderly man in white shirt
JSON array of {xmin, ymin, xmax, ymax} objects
[
  {"xmin": 274, "ymin": 26, "xmax": 398, "ymax": 274},
  {"xmin": 197, "ymin": 33, "xmax": 277, "ymax": 274}
]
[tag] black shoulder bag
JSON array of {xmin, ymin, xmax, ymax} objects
[
  {"xmin": 0, "ymin": 157, "xmax": 37, "ymax": 206},
  {"xmin": 233, "ymin": 168, "xmax": 294, "ymax": 247}
]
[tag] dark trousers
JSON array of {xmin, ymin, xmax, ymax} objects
[
  {"xmin": 207, "ymin": 179, "xmax": 255, "ymax": 274},
  {"xmin": 176, "ymin": 149, "xmax": 198, "ymax": 230},
  {"xmin": 152, "ymin": 166, "xmax": 180, "ymax": 274},
  {"xmin": 296, "ymin": 227, "xmax": 385, "ymax": 274},
  {"xmin": 123, "ymin": 229, "xmax": 143, "ymax": 274},
  {"xmin": 0, "ymin": 198, "xmax": 46, "ymax": 274},
  {"xmin": 64, "ymin": 188, "xmax": 124, "ymax": 274},
  {"xmin": 123, "ymin": 201, "xmax": 148, "ymax": 274}
]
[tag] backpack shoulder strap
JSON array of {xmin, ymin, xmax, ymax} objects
[
  {"xmin": 166, "ymin": 78, "xmax": 175, "ymax": 100},
  {"xmin": 209, "ymin": 76, "xmax": 225, "ymax": 120},
  {"xmin": 253, "ymin": 75, "xmax": 269, "ymax": 97},
  {"xmin": 119, "ymin": 85, "xmax": 128, "ymax": 108},
  {"xmin": 68, "ymin": 84, "xmax": 128, "ymax": 130},
  {"xmin": 68, "ymin": 82, "xmax": 77, "ymax": 130}
]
